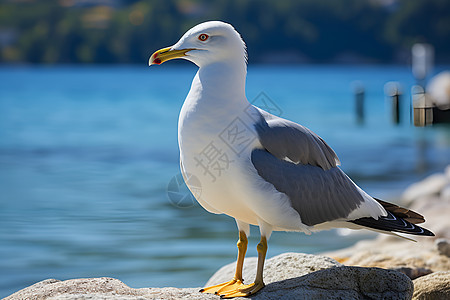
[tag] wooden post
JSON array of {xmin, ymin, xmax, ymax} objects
[
  {"xmin": 412, "ymin": 85, "xmax": 433, "ymax": 127},
  {"xmin": 385, "ymin": 82, "xmax": 402, "ymax": 125},
  {"xmin": 353, "ymin": 81, "xmax": 365, "ymax": 125},
  {"xmin": 392, "ymin": 92, "xmax": 400, "ymax": 124}
]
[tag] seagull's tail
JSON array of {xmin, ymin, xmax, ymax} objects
[{"xmin": 349, "ymin": 198, "xmax": 434, "ymax": 236}]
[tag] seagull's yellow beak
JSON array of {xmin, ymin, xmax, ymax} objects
[{"xmin": 149, "ymin": 47, "xmax": 194, "ymax": 66}]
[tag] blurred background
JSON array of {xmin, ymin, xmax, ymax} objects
[
  {"xmin": 1, "ymin": 0, "xmax": 450, "ymax": 64},
  {"xmin": 1, "ymin": 0, "xmax": 450, "ymax": 298}
]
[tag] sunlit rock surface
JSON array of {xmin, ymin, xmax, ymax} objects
[
  {"xmin": 325, "ymin": 165, "xmax": 450, "ymax": 299},
  {"xmin": 6, "ymin": 254, "xmax": 413, "ymax": 300}
]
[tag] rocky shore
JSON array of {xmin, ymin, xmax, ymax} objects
[
  {"xmin": 6, "ymin": 167, "xmax": 450, "ymax": 300},
  {"xmin": 5, "ymin": 254, "xmax": 415, "ymax": 300},
  {"xmin": 323, "ymin": 166, "xmax": 450, "ymax": 299}
]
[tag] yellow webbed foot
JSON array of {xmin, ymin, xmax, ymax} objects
[
  {"xmin": 218, "ymin": 281, "xmax": 265, "ymax": 299},
  {"xmin": 200, "ymin": 279, "xmax": 245, "ymax": 295}
]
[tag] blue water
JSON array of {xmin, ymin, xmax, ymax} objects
[{"xmin": 1, "ymin": 65, "xmax": 449, "ymax": 297}]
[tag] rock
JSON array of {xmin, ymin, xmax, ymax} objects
[
  {"xmin": 402, "ymin": 173, "xmax": 448, "ymax": 204},
  {"xmin": 400, "ymin": 168, "xmax": 450, "ymax": 239},
  {"xmin": 412, "ymin": 271, "xmax": 450, "ymax": 300},
  {"xmin": 391, "ymin": 267, "xmax": 433, "ymax": 280},
  {"xmin": 446, "ymin": 165, "xmax": 450, "ymax": 180},
  {"xmin": 320, "ymin": 167, "xmax": 450, "ymax": 299},
  {"xmin": 408, "ymin": 195, "xmax": 450, "ymax": 239},
  {"xmin": 436, "ymin": 239, "xmax": 450, "ymax": 257},
  {"xmin": 6, "ymin": 253, "xmax": 414, "ymax": 300},
  {"xmin": 5, "ymin": 278, "xmax": 215, "ymax": 300},
  {"xmin": 215, "ymin": 265, "xmax": 413, "ymax": 300},
  {"xmin": 441, "ymin": 184, "xmax": 450, "ymax": 200},
  {"xmin": 206, "ymin": 252, "xmax": 341, "ymax": 286},
  {"xmin": 325, "ymin": 166, "xmax": 450, "ymax": 280},
  {"xmin": 325, "ymin": 235, "xmax": 450, "ymax": 279}
]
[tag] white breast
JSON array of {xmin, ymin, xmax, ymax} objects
[{"xmin": 178, "ymin": 91, "xmax": 307, "ymax": 232}]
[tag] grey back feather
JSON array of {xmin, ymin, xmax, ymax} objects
[
  {"xmin": 253, "ymin": 107, "xmax": 340, "ymax": 170},
  {"xmin": 251, "ymin": 108, "xmax": 362, "ymax": 226}
]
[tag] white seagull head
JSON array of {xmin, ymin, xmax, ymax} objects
[{"xmin": 149, "ymin": 21, "xmax": 247, "ymax": 68}]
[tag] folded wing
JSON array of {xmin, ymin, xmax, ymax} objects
[{"xmin": 251, "ymin": 107, "xmax": 434, "ymax": 236}]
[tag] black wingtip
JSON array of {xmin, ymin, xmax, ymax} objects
[
  {"xmin": 350, "ymin": 210, "xmax": 435, "ymax": 237},
  {"xmin": 421, "ymin": 227, "xmax": 435, "ymax": 237}
]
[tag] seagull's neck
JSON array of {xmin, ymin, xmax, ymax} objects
[
  {"xmin": 179, "ymin": 60, "xmax": 248, "ymax": 153},
  {"xmin": 195, "ymin": 60, "xmax": 247, "ymax": 106},
  {"xmin": 179, "ymin": 59, "xmax": 248, "ymax": 142}
]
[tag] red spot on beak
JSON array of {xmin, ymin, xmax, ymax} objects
[
  {"xmin": 153, "ymin": 53, "xmax": 158, "ymax": 59},
  {"xmin": 154, "ymin": 58, "xmax": 162, "ymax": 65}
]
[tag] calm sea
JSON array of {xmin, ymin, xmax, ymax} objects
[{"xmin": 1, "ymin": 65, "xmax": 449, "ymax": 297}]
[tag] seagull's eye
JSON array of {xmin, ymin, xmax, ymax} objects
[{"xmin": 198, "ymin": 34, "xmax": 209, "ymax": 41}]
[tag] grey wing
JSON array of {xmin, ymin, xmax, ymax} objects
[
  {"xmin": 253, "ymin": 106, "xmax": 340, "ymax": 170},
  {"xmin": 251, "ymin": 149, "xmax": 364, "ymax": 226},
  {"xmin": 252, "ymin": 107, "xmax": 364, "ymax": 226}
]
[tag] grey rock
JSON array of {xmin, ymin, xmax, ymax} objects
[
  {"xmin": 400, "ymin": 166, "xmax": 450, "ymax": 240},
  {"xmin": 206, "ymin": 252, "xmax": 341, "ymax": 286},
  {"xmin": 6, "ymin": 253, "xmax": 414, "ymax": 300},
  {"xmin": 413, "ymin": 271, "xmax": 450, "ymax": 300},
  {"xmin": 436, "ymin": 238, "xmax": 450, "ymax": 257},
  {"xmin": 205, "ymin": 253, "xmax": 414, "ymax": 299},
  {"xmin": 402, "ymin": 173, "xmax": 448, "ymax": 204},
  {"xmin": 5, "ymin": 278, "xmax": 216, "ymax": 300},
  {"xmin": 391, "ymin": 266, "xmax": 433, "ymax": 280},
  {"xmin": 324, "ymin": 236, "xmax": 450, "ymax": 278},
  {"xmin": 323, "ymin": 165, "xmax": 450, "ymax": 279},
  {"xmin": 210, "ymin": 265, "xmax": 413, "ymax": 300},
  {"xmin": 442, "ymin": 184, "xmax": 450, "ymax": 200},
  {"xmin": 4, "ymin": 278, "xmax": 148, "ymax": 300}
]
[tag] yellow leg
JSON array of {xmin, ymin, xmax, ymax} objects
[
  {"xmin": 219, "ymin": 236, "xmax": 267, "ymax": 299},
  {"xmin": 200, "ymin": 231, "xmax": 248, "ymax": 294}
]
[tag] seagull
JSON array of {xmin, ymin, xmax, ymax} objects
[{"xmin": 149, "ymin": 21, "xmax": 434, "ymax": 298}]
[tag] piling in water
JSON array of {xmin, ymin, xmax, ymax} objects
[{"xmin": 353, "ymin": 81, "xmax": 365, "ymax": 125}]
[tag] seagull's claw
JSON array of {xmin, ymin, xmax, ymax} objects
[
  {"xmin": 200, "ymin": 279, "xmax": 245, "ymax": 295},
  {"xmin": 218, "ymin": 281, "xmax": 265, "ymax": 298}
]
